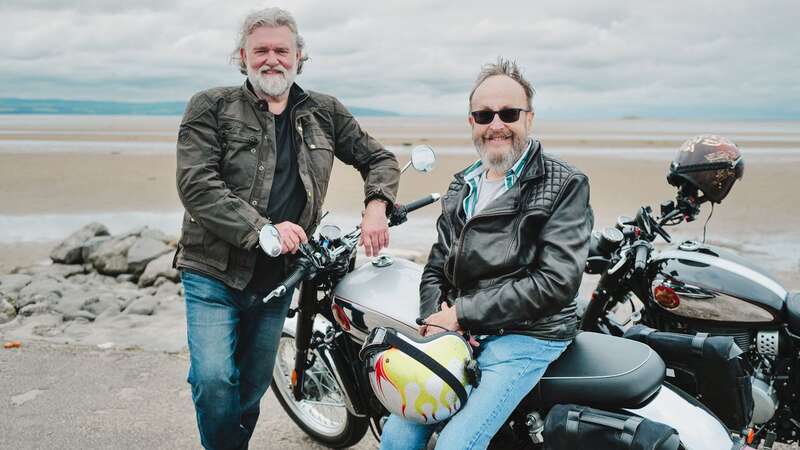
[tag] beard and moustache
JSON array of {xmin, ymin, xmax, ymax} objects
[
  {"xmin": 474, "ymin": 130, "xmax": 529, "ymax": 174},
  {"xmin": 247, "ymin": 62, "xmax": 297, "ymax": 98}
]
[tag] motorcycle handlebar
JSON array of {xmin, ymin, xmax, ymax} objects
[
  {"xmin": 633, "ymin": 243, "xmax": 649, "ymax": 274},
  {"xmin": 389, "ymin": 193, "xmax": 441, "ymax": 227},
  {"xmin": 263, "ymin": 259, "xmax": 311, "ymax": 303},
  {"xmin": 404, "ymin": 193, "xmax": 441, "ymax": 214}
]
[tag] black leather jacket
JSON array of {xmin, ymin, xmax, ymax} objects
[{"xmin": 420, "ymin": 141, "xmax": 593, "ymax": 340}]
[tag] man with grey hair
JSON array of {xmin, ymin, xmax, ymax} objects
[
  {"xmin": 380, "ymin": 58, "xmax": 592, "ymax": 449},
  {"xmin": 175, "ymin": 7, "xmax": 399, "ymax": 449}
]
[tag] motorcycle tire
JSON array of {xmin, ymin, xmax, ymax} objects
[{"xmin": 270, "ymin": 333, "xmax": 369, "ymax": 448}]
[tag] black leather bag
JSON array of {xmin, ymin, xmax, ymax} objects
[
  {"xmin": 623, "ymin": 325, "xmax": 753, "ymax": 430},
  {"xmin": 543, "ymin": 404, "xmax": 680, "ymax": 450}
]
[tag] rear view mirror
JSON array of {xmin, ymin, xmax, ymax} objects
[{"xmin": 410, "ymin": 145, "xmax": 436, "ymax": 173}]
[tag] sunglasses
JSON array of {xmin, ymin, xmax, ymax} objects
[{"xmin": 470, "ymin": 108, "xmax": 530, "ymax": 125}]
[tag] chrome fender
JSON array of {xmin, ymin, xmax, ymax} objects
[{"xmin": 626, "ymin": 385, "xmax": 737, "ymax": 450}]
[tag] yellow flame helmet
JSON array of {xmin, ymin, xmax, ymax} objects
[{"xmin": 359, "ymin": 327, "xmax": 478, "ymax": 424}]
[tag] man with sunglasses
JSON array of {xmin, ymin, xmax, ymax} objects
[{"xmin": 380, "ymin": 58, "xmax": 593, "ymax": 449}]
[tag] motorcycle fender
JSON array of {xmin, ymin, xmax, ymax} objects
[{"xmin": 625, "ymin": 384, "xmax": 738, "ymax": 450}]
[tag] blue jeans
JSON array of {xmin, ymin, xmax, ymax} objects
[
  {"xmin": 380, "ymin": 334, "xmax": 569, "ymax": 450},
  {"xmin": 182, "ymin": 270, "xmax": 293, "ymax": 450}
]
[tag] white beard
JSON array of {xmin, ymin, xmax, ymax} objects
[
  {"xmin": 474, "ymin": 132, "xmax": 528, "ymax": 174},
  {"xmin": 247, "ymin": 63, "xmax": 297, "ymax": 97}
]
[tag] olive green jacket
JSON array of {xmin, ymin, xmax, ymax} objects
[{"xmin": 175, "ymin": 82, "xmax": 400, "ymax": 289}]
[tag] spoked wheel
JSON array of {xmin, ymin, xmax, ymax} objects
[{"xmin": 271, "ymin": 333, "xmax": 369, "ymax": 448}]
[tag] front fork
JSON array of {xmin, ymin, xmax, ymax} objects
[
  {"xmin": 290, "ymin": 284, "xmax": 371, "ymax": 417},
  {"xmin": 292, "ymin": 280, "xmax": 319, "ymax": 401}
]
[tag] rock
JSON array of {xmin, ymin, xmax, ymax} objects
[
  {"xmin": 82, "ymin": 293, "xmax": 121, "ymax": 316},
  {"xmin": 18, "ymin": 279, "xmax": 63, "ymax": 307},
  {"xmin": 14, "ymin": 264, "xmax": 86, "ymax": 279},
  {"xmin": 138, "ymin": 252, "xmax": 178, "ymax": 287},
  {"xmin": 0, "ymin": 298, "xmax": 16, "ymax": 324},
  {"xmin": 87, "ymin": 236, "xmax": 137, "ymax": 275},
  {"xmin": 0, "ymin": 274, "xmax": 33, "ymax": 293},
  {"xmin": 81, "ymin": 236, "xmax": 112, "ymax": 263},
  {"xmin": 63, "ymin": 310, "xmax": 96, "ymax": 322},
  {"xmin": 124, "ymin": 296, "xmax": 160, "ymax": 316},
  {"xmin": 139, "ymin": 228, "xmax": 171, "ymax": 243},
  {"xmin": 50, "ymin": 222, "xmax": 109, "ymax": 264},
  {"xmin": 127, "ymin": 238, "xmax": 171, "ymax": 275},
  {"xmin": 116, "ymin": 274, "xmax": 135, "ymax": 283},
  {"xmin": 53, "ymin": 292, "xmax": 97, "ymax": 318},
  {"xmin": 95, "ymin": 303, "xmax": 122, "ymax": 322},
  {"xmin": 19, "ymin": 303, "xmax": 52, "ymax": 317},
  {"xmin": 155, "ymin": 280, "xmax": 180, "ymax": 298}
]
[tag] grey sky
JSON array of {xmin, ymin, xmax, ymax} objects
[{"xmin": 1, "ymin": 0, "xmax": 798, "ymax": 118}]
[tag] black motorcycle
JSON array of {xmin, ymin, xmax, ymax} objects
[
  {"xmin": 580, "ymin": 186, "xmax": 800, "ymax": 447},
  {"xmin": 259, "ymin": 146, "xmax": 744, "ymax": 450}
]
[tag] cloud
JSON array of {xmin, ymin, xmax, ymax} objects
[{"xmin": 1, "ymin": 0, "xmax": 798, "ymax": 118}]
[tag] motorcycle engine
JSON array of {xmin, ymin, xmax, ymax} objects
[{"xmin": 751, "ymin": 376, "xmax": 779, "ymax": 425}]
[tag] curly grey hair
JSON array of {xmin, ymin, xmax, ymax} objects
[
  {"xmin": 469, "ymin": 57, "xmax": 535, "ymax": 112},
  {"xmin": 231, "ymin": 7, "xmax": 310, "ymax": 75}
]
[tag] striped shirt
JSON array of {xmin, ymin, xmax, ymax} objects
[{"xmin": 462, "ymin": 139, "xmax": 534, "ymax": 219}]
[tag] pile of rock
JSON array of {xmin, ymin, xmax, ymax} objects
[{"xmin": 0, "ymin": 223, "xmax": 181, "ymax": 326}]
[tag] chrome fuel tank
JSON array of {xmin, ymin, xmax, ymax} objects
[
  {"xmin": 332, "ymin": 256, "xmax": 422, "ymax": 341},
  {"xmin": 650, "ymin": 242, "xmax": 787, "ymax": 324}
]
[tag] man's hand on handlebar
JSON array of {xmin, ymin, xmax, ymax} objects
[
  {"xmin": 360, "ymin": 199, "xmax": 390, "ymax": 257},
  {"xmin": 274, "ymin": 221, "xmax": 308, "ymax": 254}
]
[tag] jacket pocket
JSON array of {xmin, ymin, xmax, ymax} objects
[
  {"xmin": 219, "ymin": 119, "xmax": 260, "ymax": 194},
  {"xmin": 179, "ymin": 215, "xmax": 230, "ymax": 271},
  {"xmin": 202, "ymin": 232, "xmax": 230, "ymax": 271},
  {"xmin": 302, "ymin": 128, "xmax": 334, "ymax": 204}
]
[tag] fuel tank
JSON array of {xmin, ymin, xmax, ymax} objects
[
  {"xmin": 332, "ymin": 256, "xmax": 422, "ymax": 342},
  {"xmin": 649, "ymin": 241, "xmax": 788, "ymax": 324}
]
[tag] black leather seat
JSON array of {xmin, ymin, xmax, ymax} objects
[
  {"xmin": 786, "ymin": 292, "xmax": 800, "ymax": 335},
  {"xmin": 523, "ymin": 332, "xmax": 665, "ymax": 410}
]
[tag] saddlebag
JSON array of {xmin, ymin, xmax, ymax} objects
[
  {"xmin": 543, "ymin": 404, "xmax": 680, "ymax": 450},
  {"xmin": 623, "ymin": 324, "xmax": 753, "ymax": 430}
]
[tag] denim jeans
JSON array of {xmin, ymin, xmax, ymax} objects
[
  {"xmin": 182, "ymin": 270, "xmax": 293, "ymax": 450},
  {"xmin": 380, "ymin": 334, "xmax": 569, "ymax": 450}
]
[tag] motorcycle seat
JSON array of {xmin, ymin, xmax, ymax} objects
[
  {"xmin": 524, "ymin": 332, "xmax": 665, "ymax": 410},
  {"xmin": 786, "ymin": 291, "xmax": 800, "ymax": 335}
]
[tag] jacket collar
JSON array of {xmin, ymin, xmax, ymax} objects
[
  {"xmin": 241, "ymin": 80, "xmax": 311, "ymax": 113},
  {"xmin": 455, "ymin": 138, "xmax": 544, "ymax": 184}
]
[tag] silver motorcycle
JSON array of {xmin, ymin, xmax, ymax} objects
[{"xmin": 261, "ymin": 146, "xmax": 748, "ymax": 449}]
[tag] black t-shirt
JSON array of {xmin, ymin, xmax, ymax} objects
[{"xmin": 247, "ymin": 92, "xmax": 307, "ymax": 294}]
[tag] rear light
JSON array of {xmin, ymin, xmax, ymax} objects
[
  {"xmin": 331, "ymin": 302, "xmax": 351, "ymax": 331},
  {"xmin": 653, "ymin": 284, "xmax": 680, "ymax": 309}
]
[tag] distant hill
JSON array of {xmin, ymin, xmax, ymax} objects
[{"xmin": 0, "ymin": 98, "xmax": 399, "ymax": 117}]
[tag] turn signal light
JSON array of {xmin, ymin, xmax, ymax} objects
[
  {"xmin": 653, "ymin": 284, "xmax": 680, "ymax": 309},
  {"xmin": 291, "ymin": 369, "xmax": 298, "ymax": 387},
  {"xmin": 331, "ymin": 302, "xmax": 351, "ymax": 331}
]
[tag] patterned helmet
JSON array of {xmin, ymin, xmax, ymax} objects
[
  {"xmin": 667, "ymin": 135, "xmax": 744, "ymax": 203},
  {"xmin": 359, "ymin": 327, "xmax": 477, "ymax": 424}
]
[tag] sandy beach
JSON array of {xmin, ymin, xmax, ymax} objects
[{"xmin": 1, "ymin": 116, "xmax": 798, "ymax": 287}]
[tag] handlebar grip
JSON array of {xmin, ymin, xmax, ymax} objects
[
  {"xmin": 404, "ymin": 193, "xmax": 441, "ymax": 214},
  {"xmin": 264, "ymin": 259, "xmax": 310, "ymax": 303},
  {"xmin": 634, "ymin": 244, "xmax": 649, "ymax": 273}
]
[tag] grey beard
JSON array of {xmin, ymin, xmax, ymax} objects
[
  {"xmin": 475, "ymin": 134, "xmax": 529, "ymax": 174},
  {"xmin": 247, "ymin": 66, "xmax": 296, "ymax": 97}
]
